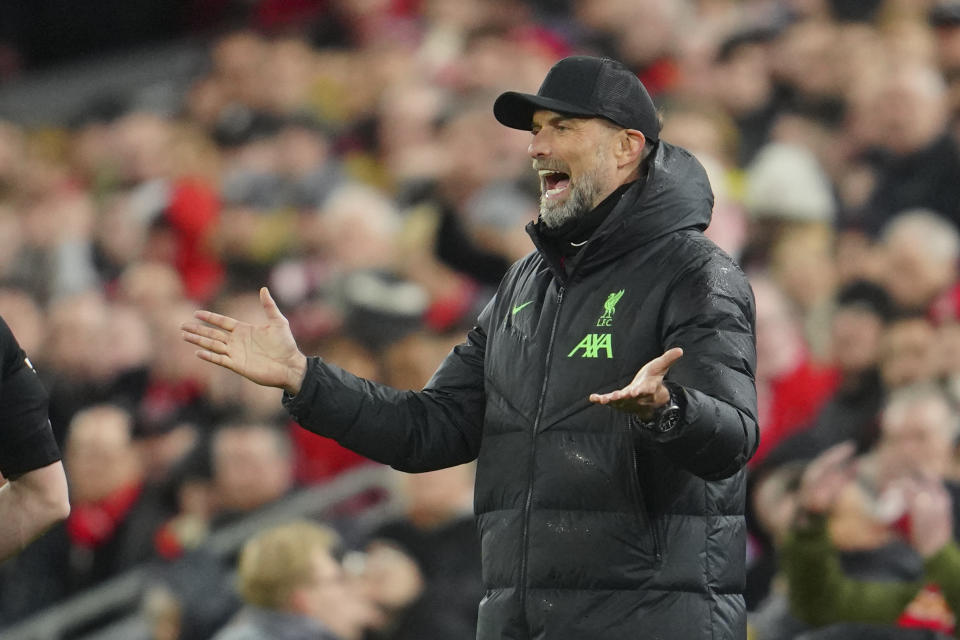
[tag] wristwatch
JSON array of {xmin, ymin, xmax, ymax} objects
[{"xmin": 633, "ymin": 385, "xmax": 682, "ymax": 433}]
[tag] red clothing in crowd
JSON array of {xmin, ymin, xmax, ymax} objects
[
  {"xmin": 751, "ymin": 358, "xmax": 840, "ymax": 467},
  {"xmin": 67, "ymin": 483, "xmax": 143, "ymax": 549},
  {"xmin": 165, "ymin": 178, "xmax": 223, "ymax": 303},
  {"xmin": 289, "ymin": 420, "xmax": 372, "ymax": 485},
  {"xmin": 929, "ymin": 280, "xmax": 960, "ymax": 325}
]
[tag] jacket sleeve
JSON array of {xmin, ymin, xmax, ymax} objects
[
  {"xmin": 283, "ymin": 324, "xmax": 487, "ymax": 473},
  {"xmin": 922, "ymin": 540, "xmax": 960, "ymax": 622},
  {"xmin": 0, "ymin": 317, "xmax": 60, "ymax": 478},
  {"xmin": 782, "ymin": 514, "xmax": 920, "ymax": 626},
  {"xmin": 644, "ymin": 251, "xmax": 759, "ymax": 480}
]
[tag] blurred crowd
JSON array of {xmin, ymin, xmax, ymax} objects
[{"xmin": 2, "ymin": 0, "xmax": 960, "ymax": 638}]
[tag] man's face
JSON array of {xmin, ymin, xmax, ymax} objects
[
  {"xmin": 212, "ymin": 427, "xmax": 292, "ymax": 512},
  {"xmin": 879, "ymin": 398, "xmax": 956, "ymax": 479},
  {"xmin": 293, "ymin": 550, "xmax": 380, "ymax": 640},
  {"xmin": 830, "ymin": 306, "xmax": 884, "ymax": 373},
  {"xmin": 529, "ymin": 110, "xmax": 621, "ymax": 229},
  {"xmin": 883, "ymin": 234, "xmax": 954, "ymax": 311},
  {"xmin": 879, "ymin": 318, "xmax": 938, "ymax": 389}
]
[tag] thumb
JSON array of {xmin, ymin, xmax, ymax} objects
[{"xmin": 260, "ymin": 286, "xmax": 284, "ymax": 322}]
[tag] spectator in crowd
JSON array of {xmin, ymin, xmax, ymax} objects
[
  {"xmin": 880, "ymin": 209, "xmax": 960, "ymax": 318},
  {"xmin": 367, "ymin": 463, "xmax": 481, "ymax": 640},
  {"xmin": 746, "ymin": 280, "xmax": 895, "ymax": 615},
  {"xmin": 784, "ymin": 447, "xmax": 960, "ymax": 638},
  {"xmin": 747, "ymin": 461, "xmax": 814, "ymax": 640},
  {"xmin": 42, "ymin": 292, "xmax": 114, "ymax": 442},
  {"xmin": 154, "ymin": 420, "xmax": 295, "ymax": 559},
  {"xmin": 133, "ymin": 416, "xmax": 200, "ymax": 524},
  {"xmin": 60, "ymin": 405, "xmax": 162, "ymax": 584},
  {"xmin": 397, "ymin": 102, "xmax": 517, "ymax": 290},
  {"xmin": 879, "ymin": 316, "xmax": 940, "ymax": 392},
  {"xmin": 750, "ymin": 275, "xmax": 838, "ymax": 467},
  {"xmin": 211, "ymin": 520, "xmax": 381, "ymax": 640},
  {"xmin": 782, "ymin": 384, "xmax": 960, "ymax": 638},
  {"xmin": 209, "ymin": 422, "xmax": 295, "ymax": 527},
  {"xmin": 856, "ymin": 63, "xmax": 960, "ymax": 235},
  {"xmin": 348, "ymin": 541, "xmax": 425, "ymax": 639},
  {"xmin": 1, "ymin": 404, "xmax": 160, "ymax": 622},
  {"xmin": 762, "ymin": 280, "xmax": 894, "ymax": 466},
  {"xmin": 710, "ymin": 25, "xmax": 780, "ymax": 167},
  {"xmin": 867, "ymin": 383, "xmax": 960, "ymax": 503}
]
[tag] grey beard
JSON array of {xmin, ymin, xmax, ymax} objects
[{"xmin": 538, "ymin": 175, "xmax": 602, "ymax": 229}]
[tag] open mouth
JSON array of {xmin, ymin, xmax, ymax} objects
[{"xmin": 538, "ymin": 170, "xmax": 571, "ymax": 200}]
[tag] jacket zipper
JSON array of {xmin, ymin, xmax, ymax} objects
[
  {"xmin": 519, "ymin": 286, "xmax": 564, "ymax": 628},
  {"xmin": 632, "ymin": 443, "xmax": 663, "ymax": 563}
]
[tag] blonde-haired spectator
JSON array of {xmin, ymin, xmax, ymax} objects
[{"xmin": 212, "ymin": 520, "xmax": 379, "ymax": 640}]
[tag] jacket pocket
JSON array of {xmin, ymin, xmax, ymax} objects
[{"xmin": 627, "ymin": 431, "xmax": 664, "ymax": 566}]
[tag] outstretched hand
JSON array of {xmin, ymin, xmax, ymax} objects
[
  {"xmin": 798, "ymin": 441, "xmax": 857, "ymax": 516},
  {"xmin": 899, "ymin": 476, "xmax": 953, "ymax": 558},
  {"xmin": 181, "ymin": 287, "xmax": 307, "ymax": 395},
  {"xmin": 588, "ymin": 347, "xmax": 683, "ymax": 420}
]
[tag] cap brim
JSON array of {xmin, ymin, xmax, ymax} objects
[{"xmin": 493, "ymin": 91, "xmax": 599, "ymax": 131}]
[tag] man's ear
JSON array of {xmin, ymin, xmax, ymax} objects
[
  {"xmin": 616, "ymin": 129, "xmax": 645, "ymax": 169},
  {"xmin": 286, "ymin": 587, "xmax": 309, "ymax": 615}
]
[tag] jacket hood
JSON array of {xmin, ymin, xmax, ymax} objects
[
  {"xmin": 528, "ymin": 141, "xmax": 715, "ymax": 280},
  {"xmin": 588, "ymin": 141, "xmax": 713, "ymax": 255}
]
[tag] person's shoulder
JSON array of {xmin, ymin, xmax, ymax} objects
[
  {"xmin": 509, "ymin": 248, "xmax": 542, "ymax": 273},
  {"xmin": 665, "ymin": 234, "xmax": 753, "ymax": 305},
  {"xmin": 669, "ymin": 231, "xmax": 748, "ymax": 280},
  {"xmin": 0, "ymin": 315, "xmax": 13, "ymax": 347},
  {"xmin": 493, "ymin": 249, "xmax": 544, "ymax": 297},
  {"xmin": 0, "ymin": 315, "xmax": 22, "ymax": 373}
]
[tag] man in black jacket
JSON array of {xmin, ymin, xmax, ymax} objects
[{"xmin": 183, "ymin": 56, "xmax": 759, "ymax": 640}]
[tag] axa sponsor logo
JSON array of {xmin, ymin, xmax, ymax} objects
[{"xmin": 568, "ymin": 290, "xmax": 624, "ymax": 359}]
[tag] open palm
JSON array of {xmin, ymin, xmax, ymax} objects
[
  {"xmin": 181, "ymin": 287, "xmax": 307, "ymax": 394},
  {"xmin": 589, "ymin": 347, "xmax": 683, "ymax": 420}
]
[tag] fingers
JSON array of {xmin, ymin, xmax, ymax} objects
[
  {"xmin": 193, "ymin": 310, "xmax": 238, "ymax": 332},
  {"xmin": 900, "ymin": 475, "xmax": 948, "ymax": 502},
  {"xmin": 647, "ymin": 347, "xmax": 683, "ymax": 376},
  {"xmin": 181, "ymin": 322, "xmax": 230, "ymax": 345},
  {"xmin": 194, "ymin": 349, "xmax": 236, "ymax": 371},
  {"xmin": 811, "ymin": 441, "xmax": 857, "ymax": 473},
  {"xmin": 801, "ymin": 441, "xmax": 857, "ymax": 497},
  {"xmin": 589, "ymin": 381, "xmax": 662, "ymax": 405},
  {"xmin": 588, "ymin": 347, "xmax": 682, "ymax": 405},
  {"xmin": 181, "ymin": 321, "xmax": 231, "ymax": 356},
  {"xmin": 260, "ymin": 287, "xmax": 285, "ymax": 322},
  {"xmin": 182, "ymin": 330, "xmax": 230, "ymax": 355}
]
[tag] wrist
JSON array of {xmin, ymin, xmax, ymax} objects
[
  {"xmin": 632, "ymin": 384, "xmax": 682, "ymax": 433},
  {"xmin": 284, "ymin": 353, "xmax": 308, "ymax": 396},
  {"xmin": 634, "ymin": 406, "xmax": 657, "ymax": 422}
]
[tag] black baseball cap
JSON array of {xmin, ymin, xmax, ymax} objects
[{"xmin": 493, "ymin": 56, "xmax": 661, "ymax": 141}]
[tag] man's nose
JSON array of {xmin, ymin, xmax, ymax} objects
[{"xmin": 528, "ymin": 131, "xmax": 550, "ymax": 159}]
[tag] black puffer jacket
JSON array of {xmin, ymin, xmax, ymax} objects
[{"xmin": 284, "ymin": 142, "xmax": 758, "ymax": 640}]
